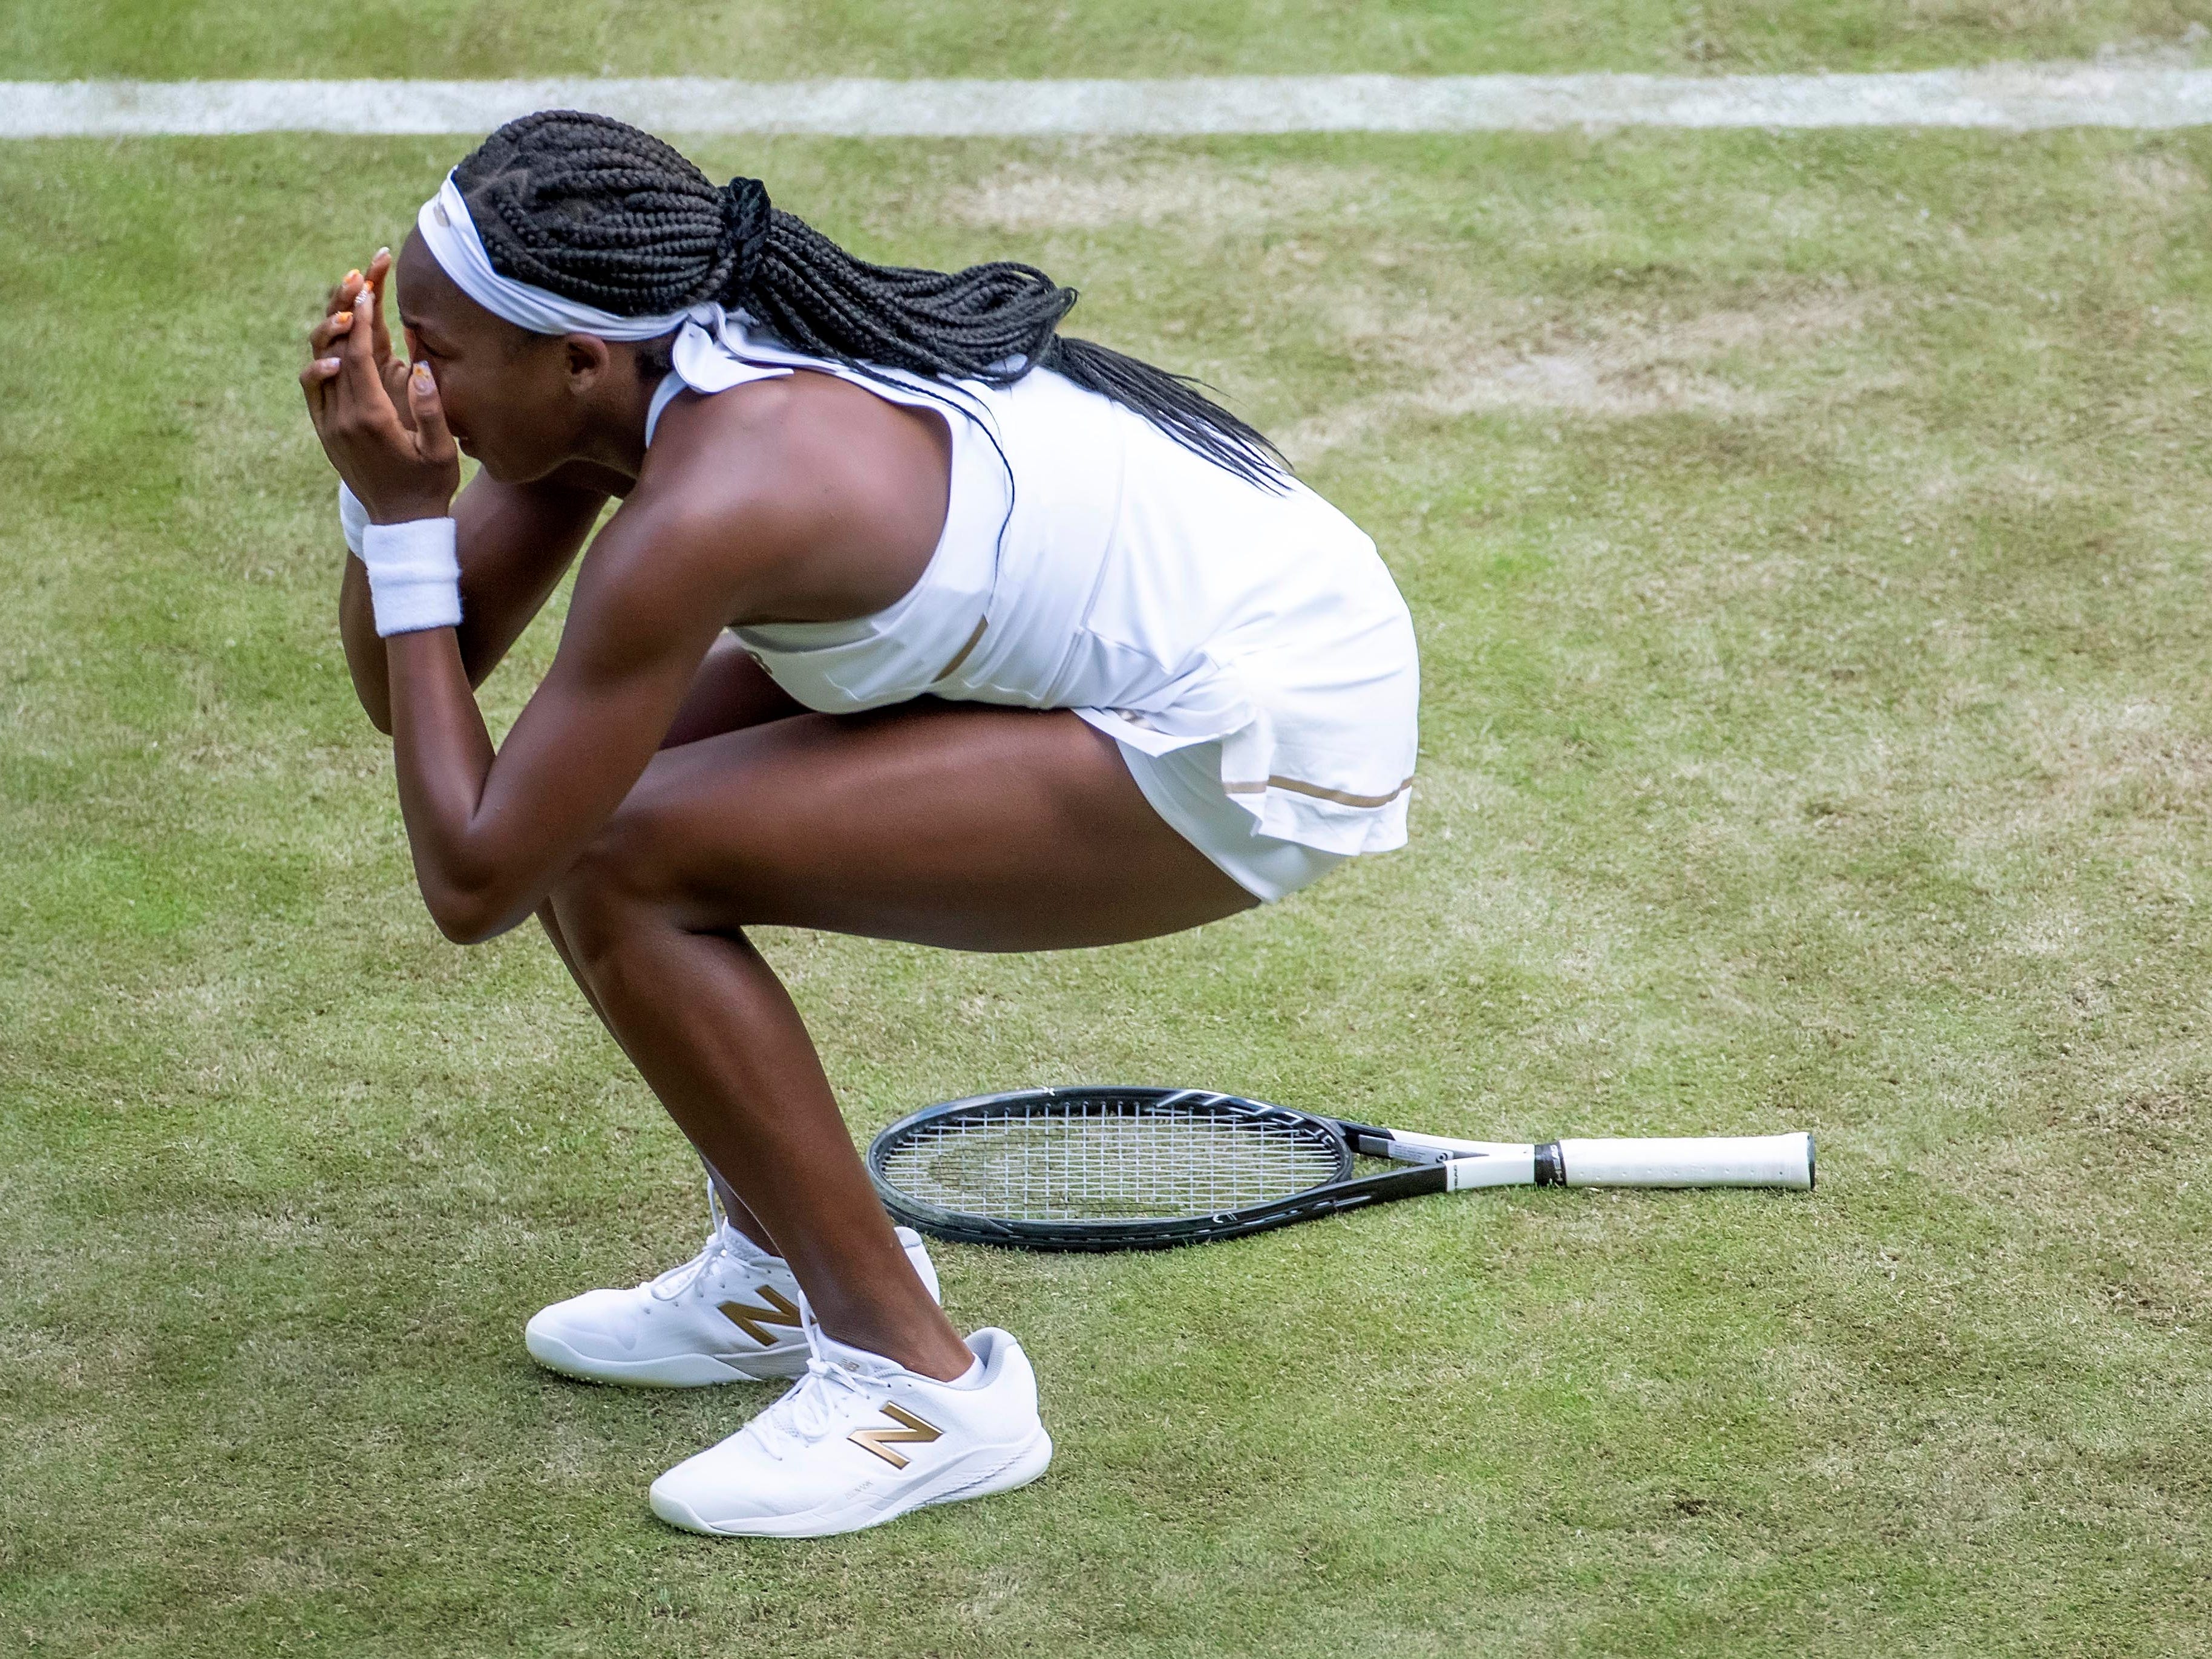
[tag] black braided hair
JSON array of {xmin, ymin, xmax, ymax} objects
[{"xmin": 450, "ymin": 110, "xmax": 1288, "ymax": 488}]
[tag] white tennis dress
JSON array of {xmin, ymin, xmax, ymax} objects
[{"xmin": 644, "ymin": 317, "xmax": 1420, "ymax": 901}]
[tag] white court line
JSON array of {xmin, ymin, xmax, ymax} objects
[{"xmin": 5, "ymin": 65, "xmax": 2212, "ymax": 138}]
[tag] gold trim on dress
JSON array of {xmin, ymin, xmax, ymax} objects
[
  {"xmin": 1222, "ymin": 774, "xmax": 1416, "ymax": 808},
  {"xmin": 932, "ymin": 615, "xmax": 989, "ymax": 684}
]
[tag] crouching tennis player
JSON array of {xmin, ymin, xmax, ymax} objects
[{"xmin": 302, "ymin": 112, "xmax": 1419, "ymax": 1538}]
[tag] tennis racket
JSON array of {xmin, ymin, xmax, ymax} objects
[{"xmin": 866, "ymin": 1085, "xmax": 1814, "ymax": 1251}]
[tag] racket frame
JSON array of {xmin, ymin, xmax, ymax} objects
[{"xmin": 866, "ymin": 1086, "xmax": 1813, "ymax": 1252}]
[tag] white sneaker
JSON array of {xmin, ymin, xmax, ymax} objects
[
  {"xmin": 525, "ymin": 1223, "xmax": 941, "ymax": 1387},
  {"xmin": 648, "ymin": 1323, "xmax": 1053, "ymax": 1537}
]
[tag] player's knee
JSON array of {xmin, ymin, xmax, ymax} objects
[{"xmin": 549, "ymin": 802, "xmax": 684, "ymax": 966}]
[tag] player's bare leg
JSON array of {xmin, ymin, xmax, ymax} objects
[
  {"xmin": 545, "ymin": 700, "xmax": 1253, "ymax": 1381},
  {"xmin": 532, "ymin": 636, "xmax": 803, "ymax": 1254}
]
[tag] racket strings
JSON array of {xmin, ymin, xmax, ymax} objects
[{"xmin": 876, "ymin": 1096, "xmax": 1344, "ymax": 1222}]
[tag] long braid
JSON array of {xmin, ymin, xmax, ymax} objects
[{"xmin": 452, "ymin": 111, "xmax": 1288, "ymax": 488}]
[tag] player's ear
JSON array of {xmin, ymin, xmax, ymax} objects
[{"xmin": 562, "ymin": 332, "xmax": 613, "ymax": 393}]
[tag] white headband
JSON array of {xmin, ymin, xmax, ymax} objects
[{"xmin": 414, "ymin": 172, "xmax": 723, "ymax": 341}]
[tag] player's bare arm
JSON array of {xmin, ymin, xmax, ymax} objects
[{"xmin": 305, "ymin": 280, "xmax": 949, "ymax": 942}]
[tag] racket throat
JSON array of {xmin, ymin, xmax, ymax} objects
[{"xmin": 1336, "ymin": 1122, "xmax": 1401, "ymax": 1160}]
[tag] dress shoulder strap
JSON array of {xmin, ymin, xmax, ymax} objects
[{"xmin": 641, "ymin": 313, "xmax": 1019, "ymax": 578}]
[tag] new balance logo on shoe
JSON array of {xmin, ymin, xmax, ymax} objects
[
  {"xmin": 526, "ymin": 1226, "xmax": 943, "ymax": 1391},
  {"xmin": 649, "ymin": 1327, "xmax": 1048, "ymax": 1535},
  {"xmin": 718, "ymin": 1286, "xmax": 803, "ymax": 1346},
  {"xmin": 848, "ymin": 1403, "xmax": 943, "ymax": 1468}
]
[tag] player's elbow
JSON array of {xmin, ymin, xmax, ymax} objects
[
  {"xmin": 427, "ymin": 892, "xmax": 496, "ymax": 946},
  {"xmin": 423, "ymin": 875, "xmax": 526, "ymax": 947}
]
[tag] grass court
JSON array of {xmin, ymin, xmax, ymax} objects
[{"xmin": 4, "ymin": 3, "xmax": 2212, "ymax": 1653}]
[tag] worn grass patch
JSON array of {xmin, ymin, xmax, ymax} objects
[{"xmin": 5, "ymin": 120, "xmax": 2212, "ymax": 1657}]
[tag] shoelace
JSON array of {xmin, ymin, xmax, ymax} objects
[
  {"xmin": 744, "ymin": 1299, "xmax": 876, "ymax": 1463},
  {"xmin": 647, "ymin": 1171, "xmax": 744, "ymax": 1303}
]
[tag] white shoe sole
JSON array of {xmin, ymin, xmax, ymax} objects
[
  {"xmin": 649, "ymin": 1427, "xmax": 1055, "ymax": 1538},
  {"xmin": 525, "ymin": 1326, "xmax": 804, "ymax": 1387}
]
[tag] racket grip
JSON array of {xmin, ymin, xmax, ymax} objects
[{"xmin": 1552, "ymin": 1133, "xmax": 1814, "ymax": 1190}]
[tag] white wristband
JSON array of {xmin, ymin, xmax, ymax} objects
[
  {"xmin": 337, "ymin": 479, "xmax": 370, "ymax": 557},
  {"xmin": 359, "ymin": 517, "xmax": 462, "ymax": 637}
]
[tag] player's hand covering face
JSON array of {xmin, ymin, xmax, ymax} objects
[{"xmin": 301, "ymin": 255, "xmax": 460, "ymax": 524}]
